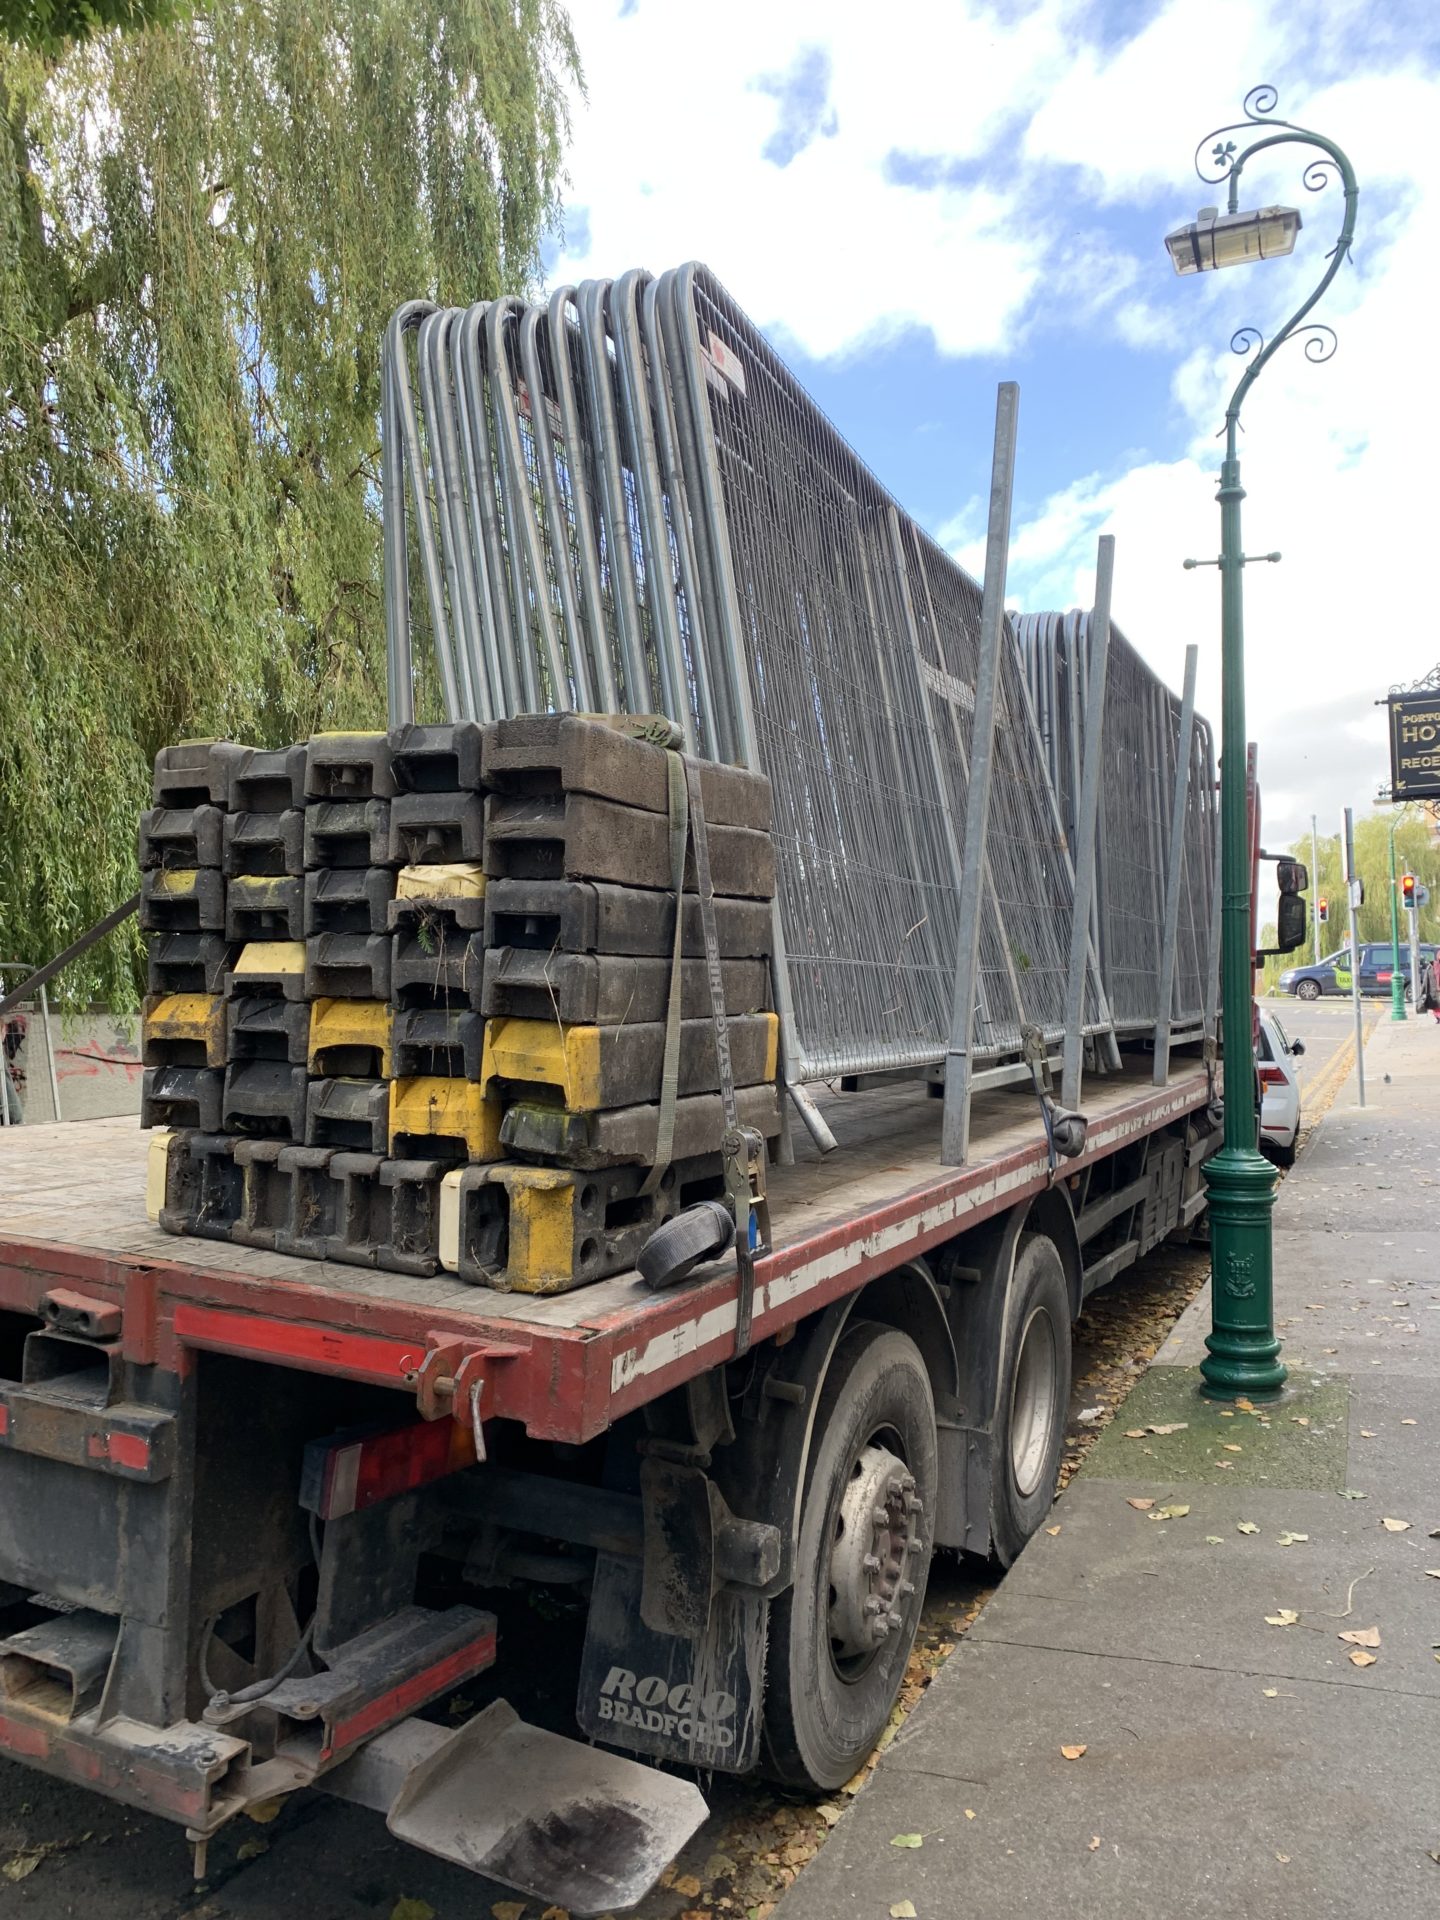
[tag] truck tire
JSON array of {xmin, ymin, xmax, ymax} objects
[
  {"xmin": 762, "ymin": 1322, "xmax": 936, "ymax": 1792},
  {"xmin": 989, "ymin": 1233, "xmax": 1071, "ymax": 1566}
]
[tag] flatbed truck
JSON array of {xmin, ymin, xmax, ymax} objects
[{"xmin": 0, "ymin": 1051, "xmax": 1216, "ymax": 1912}]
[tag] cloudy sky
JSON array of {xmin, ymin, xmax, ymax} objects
[{"xmin": 546, "ymin": 0, "xmax": 1440, "ymax": 853}]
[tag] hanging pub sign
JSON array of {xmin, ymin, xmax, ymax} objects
[{"xmin": 1386, "ymin": 691, "xmax": 1440, "ymax": 801}]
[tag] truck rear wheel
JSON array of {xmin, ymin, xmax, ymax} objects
[
  {"xmin": 989, "ymin": 1233, "xmax": 1071, "ymax": 1565},
  {"xmin": 762, "ymin": 1323, "xmax": 936, "ymax": 1792}
]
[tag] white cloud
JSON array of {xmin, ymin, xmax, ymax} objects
[
  {"xmin": 555, "ymin": 0, "xmax": 1086, "ymax": 358},
  {"xmin": 983, "ymin": 61, "xmax": 1440, "ymax": 848},
  {"xmin": 554, "ymin": 0, "xmax": 1440, "ymax": 849}
]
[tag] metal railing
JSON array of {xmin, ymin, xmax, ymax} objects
[
  {"xmin": 0, "ymin": 964, "xmax": 61, "ymax": 1125},
  {"xmin": 0, "ymin": 896, "xmax": 140, "ymax": 1126}
]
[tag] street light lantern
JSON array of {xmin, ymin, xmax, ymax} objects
[{"xmin": 1165, "ymin": 203, "xmax": 1302, "ymax": 275}]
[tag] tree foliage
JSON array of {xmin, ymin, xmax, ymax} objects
[
  {"xmin": 2, "ymin": 0, "xmax": 193, "ymax": 56},
  {"xmin": 0, "ymin": 0, "xmax": 578, "ymax": 1004}
]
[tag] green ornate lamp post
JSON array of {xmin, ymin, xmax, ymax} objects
[{"xmin": 1166, "ymin": 87, "xmax": 1359, "ymax": 1400}]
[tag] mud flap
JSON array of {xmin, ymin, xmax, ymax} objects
[{"xmin": 577, "ymin": 1549, "xmax": 766, "ymax": 1772}]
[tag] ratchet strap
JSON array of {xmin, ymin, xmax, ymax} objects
[
  {"xmin": 1021, "ymin": 1023, "xmax": 1088, "ymax": 1179},
  {"xmin": 684, "ymin": 757, "xmax": 769, "ymax": 1357},
  {"xmin": 639, "ymin": 750, "xmax": 689, "ymax": 1196}
]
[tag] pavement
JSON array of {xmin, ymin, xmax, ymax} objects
[{"xmin": 778, "ymin": 1011, "xmax": 1440, "ymax": 1920}]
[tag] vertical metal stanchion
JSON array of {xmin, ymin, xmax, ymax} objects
[
  {"xmin": 1343, "ymin": 806, "xmax": 1366, "ymax": 1108},
  {"xmin": 38, "ymin": 985, "xmax": 61, "ymax": 1123},
  {"xmin": 1060, "ymin": 538, "xmax": 1114, "ymax": 1114},
  {"xmin": 941, "ymin": 382, "xmax": 1018, "ymax": 1165},
  {"xmin": 1152, "ymin": 644, "xmax": 1199, "ymax": 1085}
]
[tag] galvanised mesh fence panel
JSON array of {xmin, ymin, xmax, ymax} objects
[
  {"xmin": 1013, "ymin": 611, "xmax": 1217, "ymax": 1034},
  {"xmin": 382, "ymin": 265, "xmax": 1207, "ymax": 1087}
]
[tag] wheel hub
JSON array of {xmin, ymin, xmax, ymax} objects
[{"xmin": 828, "ymin": 1444, "xmax": 924, "ymax": 1661}]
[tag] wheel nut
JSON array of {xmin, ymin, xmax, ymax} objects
[{"xmin": 863, "ymin": 1552, "xmax": 881, "ymax": 1571}]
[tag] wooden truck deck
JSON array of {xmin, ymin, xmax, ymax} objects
[{"xmin": 0, "ymin": 1060, "xmax": 1209, "ymax": 1444}]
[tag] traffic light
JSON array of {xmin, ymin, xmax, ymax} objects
[
  {"xmin": 1317, "ymin": 896, "xmax": 1328, "ymax": 924},
  {"xmin": 1402, "ymin": 872, "xmax": 1416, "ymax": 911}
]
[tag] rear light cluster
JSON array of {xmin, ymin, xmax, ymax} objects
[{"xmin": 1257, "ymin": 1065, "xmax": 1286, "ymax": 1088}]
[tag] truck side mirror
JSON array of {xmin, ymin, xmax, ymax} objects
[
  {"xmin": 1257, "ymin": 892, "xmax": 1307, "ymax": 959},
  {"xmin": 1275, "ymin": 859, "xmax": 1308, "ymax": 896}
]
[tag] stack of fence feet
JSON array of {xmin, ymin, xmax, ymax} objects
[{"xmin": 144, "ymin": 717, "xmax": 780, "ymax": 1292}]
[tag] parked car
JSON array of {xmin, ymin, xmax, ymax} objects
[
  {"xmin": 1257, "ymin": 1009, "xmax": 1304, "ymax": 1165},
  {"xmin": 1279, "ymin": 942, "xmax": 1438, "ymax": 1002}
]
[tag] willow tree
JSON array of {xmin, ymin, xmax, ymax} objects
[{"xmin": 0, "ymin": 0, "xmax": 578, "ymax": 1004}]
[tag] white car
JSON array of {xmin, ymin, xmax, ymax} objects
[{"xmin": 1258, "ymin": 1009, "xmax": 1304, "ymax": 1166}]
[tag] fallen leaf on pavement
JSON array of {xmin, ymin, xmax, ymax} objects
[
  {"xmin": 1276, "ymin": 1532, "xmax": 1309, "ymax": 1546},
  {"xmin": 539, "ymin": 1908, "xmax": 571, "ymax": 1920},
  {"xmin": 2, "ymin": 1854, "xmax": 44, "ymax": 1884},
  {"xmin": 1401, "ymin": 1418, "xmax": 1417, "ymax": 1426},
  {"xmin": 1348, "ymin": 1650, "xmax": 1378, "ymax": 1668},
  {"xmin": 672, "ymin": 1875, "xmax": 702, "ymax": 1897},
  {"xmin": 1292, "ymin": 1416, "xmax": 1310, "ymax": 1427},
  {"xmin": 1045, "ymin": 1525, "xmax": 1061, "ymax": 1536},
  {"xmin": 890, "ymin": 1834, "xmax": 923, "ymax": 1849},
  {"xmin": 391, "ymin": 1905, "xmax": 435, "ymax": 1920},
  {"xmin": 1126, "ymin": 1497, "xmax": 1155, "ymax": 1511},
  {"xmin": 1276, "ymin": 1853, "xmax": 1291, "ymax": 1864},
  {"xmin": 1123, "ymin": 1429, "xmax": 1146, "ymax": 1438},
  {"xmin": 1340, "ymin": 1489, "xmax": 1368, "ymax": 1499},
  {"xmin": 1206, "ymin": 1535, "xmax": 1224, "ymax": 1545},
  {"xmin": 1235, "ymin": 1397, "xmax": 1256, "ymax": 1412},
  {"xmin": 1381, "ymin": 1518, "xmax": 1411, "ymax": 1532},
  {"xmin": 1262, "ymin": 1688, "xmax": 1278, "ymax": 1698},
  {"xmin": 817, "ymin": 1804, "xmax": 844, "ymax": 1827},
  {"xmin": 492, "ymin": 1906, "xmax": 527, "ymax": 1920},
  {"xmin": 964, "ymin": 1809, "xmax": 975, "ymax": 1820},
  {"xmin": 1148, "ymin": 1423, "xmax": 1188, "ymax": 1436},
  {"xmin": 1237, "ymin": 1521, "xmax": 1260, "ymax": 1535},
  {"xmin": 1060, "ymin": 1744, "xmax": 1087, "ymax": 1761},
  {"xmin": 1360, "ymin": 1430, "xmax": 1376, "ymax": 1439},
  {"xmin": 1222, "ymin": 1443, "xmax": 1243, "ymax": 1453},
  {"xmin": 1338, "ymin": 1627, "xmax": 1380, "ymax": 1648},
  {"xmin": 890, "ymin": 1903, "xmax": 917, "ymax": 1919},
  {"xmin": 245, "ymin": 1798, "xmax": 286, "ymax": 1825},
  {"xmin": 1424, "ymin": 1569, "xmax": 1440, "ymax": 1579},
  {"xmin": 1150, "ymin": 1503, "xmax": 1190, "ymax": 1520},
  {"xmin": 1088, "ymin": 1836, "xmax": 1101, "ymax": 1851},
  {"xmin": 236, "ymin": 1838, "xmax": 269, "ymax": 1863},
  {"xmin": 1265, "ymin": 1610, "xmax": 1300, "ymax": 1627}
]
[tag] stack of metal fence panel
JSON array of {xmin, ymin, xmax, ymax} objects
[
  {"xmin": 1013, "ymin": 611, "xmax": 1218, "ymax": 1039},
  {"xmin": 380, "ymin": 267, "xmax": 1114, "ymax": 1126},
  {"xmin": 143, "ymin": 720, "xmax": 782, "ymax": 1290}
]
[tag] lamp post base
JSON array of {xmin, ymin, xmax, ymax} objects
[
  {"xmin": 1200, "ymin": 1144, "xmax": 1287, "ymax": 1400},
  {"xmin": 1390, "ymin": 978, "xmax": 1407, "ymax": 1023}
]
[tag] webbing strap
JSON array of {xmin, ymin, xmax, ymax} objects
[
  {"xmin": 639, "ymin": 750, "xmax": 689, "ymax": 1196},
  {"xmin": 684, "ymin": 759, "xmax": 738, "ymax": 1131}
]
